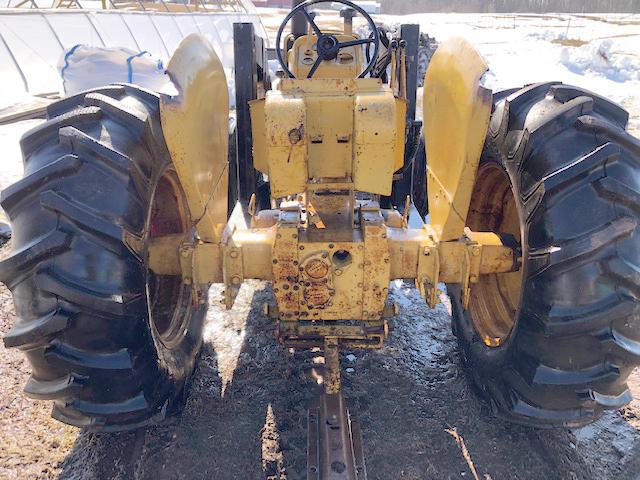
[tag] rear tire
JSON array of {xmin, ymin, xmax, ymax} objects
[
  {"xmin": 451, "ymin": 82, "xmax": 640, "ymax": 427},
  {"xmin": 1, "ymin": 85, "xmax": 206, "ymax": 431}
]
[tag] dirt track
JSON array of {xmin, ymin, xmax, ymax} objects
[{"xmin": 1, "ymin": 257, "xmax": 640, "ymax": 479}]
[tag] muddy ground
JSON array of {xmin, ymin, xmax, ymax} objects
[
  {"xmin": 1, "ymin": 12, "xmax": 640, "ymax": 479},
  {"xmin": 1, "ymin": 239, "xmax": 640, "ymax": 480}
]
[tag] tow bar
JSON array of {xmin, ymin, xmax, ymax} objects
[{"xmin": 307, "ymin": 338, "xmax": 367, "ymax": 480}]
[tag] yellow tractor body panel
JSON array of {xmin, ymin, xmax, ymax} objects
[
  {"xmin": 251, "ymin": 78, "xmax": 404, "ymax": 197},
  {"xmin": 423, "ymin": 37, "xmax": 493, "ymax": 242},
  {"xmin": 306, "ymin": 95, "xmax": 353, "ymax": 179},
  {"xmin": 265, "ymin": 91, "xmax": 308, "ymax": 197},
  {"xmin": 353, "ymin": 92, "xmax": 405, "ymax": 195},
  {"xmin": 288, "ymin": 34, "xmax": 364, "ymax": 79},
  {"xmin": 160, "ymin": 33, "xmax": 229, "ymax": 243}
]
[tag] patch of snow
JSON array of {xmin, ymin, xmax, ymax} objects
[
  {"xmin": 376, "ymin": 13, "xmax": 640, "ymax": 116},
  {"xmin": 203, "ymin": 283, "xmax": 251, "ymax": 397},
  {"xmin": 573, "ymin": 411, "xmax": 639, "ymax": 457},
  {"xmin": 560, "ymin": 40, "xmax": 640, "ymax": 83},
  {"xmin": 387, "ymin": 280, "xmax": 453, "ymax": 380}
]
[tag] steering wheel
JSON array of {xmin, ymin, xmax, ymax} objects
[{"xmin": 275, "ymin": 0, "xmax": 381, "ymax": 79}]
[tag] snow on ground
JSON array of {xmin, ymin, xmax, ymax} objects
[
  {"xmin": 381, "ymin": 13, "xmax": 640, "ymax": 132},
  {"xmin": 260, "ymin": 10, "xmax": 640, "ymax": 134}
]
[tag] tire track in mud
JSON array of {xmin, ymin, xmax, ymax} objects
[{"xmin": 50, "ymin": 283, "xmax": 640, "ymax": 479}]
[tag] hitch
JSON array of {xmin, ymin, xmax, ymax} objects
[{"xmin": 307, "ymin": 338, "xmax": 367, "ymax": 480}]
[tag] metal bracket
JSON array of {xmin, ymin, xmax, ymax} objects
[
  {"xmin": 416, "ymin": 243, "xmax": 440, "ymax": 308},
  {"xmin": 461, "ymin": 245, "xmax": 472, "ymax": 309},
  {"xmin": 222, "ymin": 224, "xmax": 244, "ymax": 309}
]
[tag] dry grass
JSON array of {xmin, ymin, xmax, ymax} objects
[
  {"xmin": 446, "ymin": 427, "xmax": 482, "ymax": 480},
  {"xmin": 551, "ymin": 38, "xmax": 589, "ymax": 47}
]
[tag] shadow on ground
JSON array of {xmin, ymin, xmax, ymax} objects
[{"xmin": 54, "ymin": 282, "xmax": 639, "ymax": 480}]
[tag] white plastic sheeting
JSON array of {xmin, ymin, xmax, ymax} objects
[{"xmin": 0, "ymin": 9, "xmax": 267, "ymax": 106}]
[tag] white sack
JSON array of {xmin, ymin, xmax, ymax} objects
[{"xmin": 58, "ymin": 45, "xmax": 169, "ymax": 95}]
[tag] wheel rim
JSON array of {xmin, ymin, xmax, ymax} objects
[
  {"xmin": 466, "ymin": 163, "xmax": 523, "ymax": 347},
  {"xmin": 146, "ymin": 169, "xmax": 191, "ymax": 345}
]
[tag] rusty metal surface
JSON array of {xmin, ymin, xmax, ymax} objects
[
  {"xmin": 297, "ymin": 240, "xmax": 365, "ymax": 321},
  {"xmin": 307, "ymin": 393, "xmax": 367, "ymax": 480},
  {"xmin": 324, "ymin": 338, "xmax": 341, "ymax": 395},
  {"xmin": 360, "ymin": 204, "xmax": 390, "ymax": 321},
  {"xmin": 272, "ymin": 208, "xmax": 302, "ymax": 318},
  {"xmin": 278, "ymin": 320, "xmax": 386, "ymax": 349}
]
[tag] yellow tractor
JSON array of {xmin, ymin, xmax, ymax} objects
[{"xmin": 2, "ymin": 0, "xmax": 639, "ymax": 477}]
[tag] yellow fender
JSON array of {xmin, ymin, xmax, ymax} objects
[
  {"xmin": 423, "ymin": 37, "xmax": 493, "ymax": 242},
  {"xmin": 160, "ymin": 34, "xmax": 229, "ymax": 243}
]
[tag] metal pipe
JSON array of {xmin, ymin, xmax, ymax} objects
[
  {"xmin": 389, "ymin": 40, "xmax": 398, "ymax": 96},
  {"xmin": 0, "ymin": 32, "xmax": 29, "ymax": 92},
  {"xmin": 399, "ymin": 39, "xmax": 407, "ymax": 100}
]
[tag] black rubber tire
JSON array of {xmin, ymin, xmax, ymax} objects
[
  {"xmin": 450, "ymin": 82, "xmax": 640, "ymax": 428},
  {"xmin": 0, "ymin": 85, "xmax": 206, "ymax": 431},
  {"xmin": 411, "ymin": 135, "xmax": 428, "ymax": 220}
]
